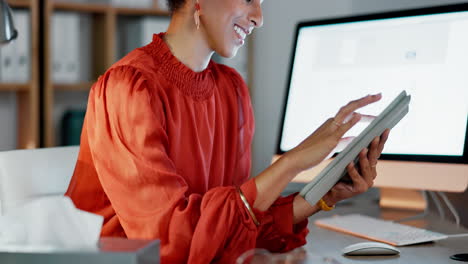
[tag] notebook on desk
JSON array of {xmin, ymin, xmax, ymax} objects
[{"xmin": 315, "ymin": 214, "xmax": 448, "ymax": 246}]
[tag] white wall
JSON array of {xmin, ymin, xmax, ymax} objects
[
  {"xmin": 250, "ymin": 0, "xmax": 468, "ymax": 176},
  {"xmin": 250, "ymin": 0, "xmax": 353, "ymax": 175}
]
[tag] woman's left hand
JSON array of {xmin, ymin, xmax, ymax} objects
[{"xmin": 322, "ymin": 129, "xmax": 390, "ymax": 206}]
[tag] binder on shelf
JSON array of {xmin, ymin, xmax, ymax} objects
[
  {"xmin": 0, "ymin": 36, "xmax": 17, "ymax": 83},
  {"xmin": 63, "ymin": 13, "xmax": 80, "ymax": 83},
  {"xmin": 54, "ymin": 0, "xmax": 87, "ymax": 4},
  {"xmin": 0, "ymin": 93, "xmax": 17, "ymax": 151},
  {"xmin": 53, "ymin": 12, "xmax": 90, "ymax": 84},
  {"xmin": 109, "ymin": 0, "xmax": 153, "ymax": 8},
  {"xmin": 137, "ymin": 0, "xmax": 154, "ymax": 8},
  {"xmin": 106, "ymin": 0, "xmax": 119, "ymax": 6},
  {"xmin": 14, "ymin": 10, "xmax": 31, "ymax": 83},
  {"xmin": 52, "ymin": 12, "xmax": 67, "ymax": 83},
  {"xmin": 79, "ymin": 14, "xmax": 92, "ymax": 82},
  {"xmin": 117, "ymin": 16, "xmax": 170, "ymax": 59},
  {"xmin": 0, "ymin": 9, "xmax": 29, "ymax": 83},
  {"xmin": 299, "ymin": 91, "xmax": 411, "ymax": 206},
  {"xmin": 61, "ymin": 109, "xmax": 86, "ymax": 146},
  {"xmin": 55, "ymin": 0, "xmax": 108, "ymax": 3}
]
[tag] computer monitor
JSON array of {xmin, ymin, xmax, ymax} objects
[{"xmin": 277, "ymin": 3, "xmax": 468, "ymax": 201}]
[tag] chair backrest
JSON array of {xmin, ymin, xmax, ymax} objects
[{"xmin": 0, "ymin": 146, "xmax": 79, "ymax": 215}]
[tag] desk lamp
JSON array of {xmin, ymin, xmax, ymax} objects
[{"xmin": 0, "ymin": 0, "xmax": 17, "ymax": 44}]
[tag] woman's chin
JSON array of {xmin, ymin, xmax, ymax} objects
[{"xmin": 217, "ymin": 46, "xmax": 240, "ymax": 59}]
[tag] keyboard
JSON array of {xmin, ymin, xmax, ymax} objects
[{"xmin": 315, "ymin": 214, "xmax": 448, "ymax": 246}]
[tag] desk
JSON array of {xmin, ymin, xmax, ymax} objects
[{"xmin": 303, "ymin": 197, "xmax": 468, "ymax": 263}]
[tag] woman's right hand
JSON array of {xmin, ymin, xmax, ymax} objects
[
  {"xmin": 282, "ymin": 93, "xmax": 382, "ymax": 175},
  {"xmin": 253, "ymin": 93, "xmax": 382, "ymax": 211}
]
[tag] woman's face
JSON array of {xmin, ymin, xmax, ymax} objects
[{"xmin": 200, "ymin": 0, "xmax": 263, "ymax": 58}]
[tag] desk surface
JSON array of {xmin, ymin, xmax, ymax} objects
[{"xmin": 302, "ymin": 197, "xmax": 468, "ymax": 264}]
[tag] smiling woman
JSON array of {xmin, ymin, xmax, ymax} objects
[{"xmin": 65, "ymin": 0, "xmax": 389, "ymax": 263}]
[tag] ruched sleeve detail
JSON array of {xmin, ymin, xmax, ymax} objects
[{"xmin": 240, "ymin": 179, "xmax": 309, "ymax": 253}]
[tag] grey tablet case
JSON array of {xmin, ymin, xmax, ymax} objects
[{"xmin": 299, "ymin": 90, "xmax": 411, "ymax": 205}]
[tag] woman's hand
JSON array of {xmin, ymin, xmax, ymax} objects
[
  {"xmin": 292, "ymin": 129, "xmax": 390, "ymax": 224},
  {"xmin": 282, "ymin": 93, "xmax": 382, "ymax": 175},
  {"xmin": 255, "ymin": 93, "xmax": 383, "ymax": 212},
  {"xmin": 322, "ymin": 128, "xmax": 390, "ymax": 205}
]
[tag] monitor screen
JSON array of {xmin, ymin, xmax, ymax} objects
[{"xmin": 278, "ymin": 4, "xmax": 468, "ymax": 164}]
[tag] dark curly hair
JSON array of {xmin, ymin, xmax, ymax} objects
[{"xmin": 167, "ymin": 0, "xmax": 186, "ymax": 12}]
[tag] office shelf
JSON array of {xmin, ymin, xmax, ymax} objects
[
  {"xmin": 7, "ymin": 0, "xmax": 31, "ymax": 9},
  {"xmin": 54, "ymin": 82, "xmax": 94, "ymax": 91},
  {"xmin": 0, "ymin": 0, "xmax": 39, "ymax": 149},
  {"xmin": 2, "ymin": 0, "xmax": 251, "ymax": 149},
  {"xmin": 0, "ymin": 83, "xmax": 30, "ymax": 92},
  {"xmin": 53, "ymin": 1, "xmax": 109, "ymax": 13},
  {"xmin": 43, "ymin": 0, "xmax": 170, "ymax": 147},
  {"xmin": 115, "ymin": 7, "xmax": 170, "ymax": 16}
]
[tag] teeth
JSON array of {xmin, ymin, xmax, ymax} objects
[{"xmin": 234, "ymin": 25, "xmax": 246, "ymax": 39}]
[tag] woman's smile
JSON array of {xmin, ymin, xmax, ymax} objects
[{"xmin": 234, "ymin": 24, "xmax": 248, "ymax": 45}]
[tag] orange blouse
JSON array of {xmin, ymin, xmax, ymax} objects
[{"xmin": 65, "ymin": 33, "xmax": 308, "ymax": 263}]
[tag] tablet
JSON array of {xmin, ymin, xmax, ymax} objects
[{"xmin": 299, "ymin": 90, "xmax": 411, "ymax": 205}]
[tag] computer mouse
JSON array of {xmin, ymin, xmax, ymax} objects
[{"xmin": 342, "ymin": 242, "xmax": 400, "ymax": 256}]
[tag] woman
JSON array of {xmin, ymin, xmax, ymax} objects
[{"xmin": 65, "ymin": 0, "xmax": 389, "ymax": 263}]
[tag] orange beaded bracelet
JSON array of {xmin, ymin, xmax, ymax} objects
[{"xmin": 317, "ymin": 198, "xmax": 335, "ymax": 211}]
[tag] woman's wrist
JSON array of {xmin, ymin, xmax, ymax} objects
[
  {"xmin": 321, "ymin": 193, "xmax": 338, "ymax": 207},
  {"xmin": 292, "ymin": 194, "xmax": 340, "ymax": 224},
  {"xmin": 253, "ymin": 155, "xmax": 299, "ymax": 211},
  {"xmin": 293, "ymin": 195, "xmax": 319, "ymax": 224},
  {"xmin": 278, "ymin": 151, "xmax": 304, "ymax": 177}
]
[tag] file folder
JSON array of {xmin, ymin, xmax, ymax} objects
[
  {"xmin": 14, "ymin": 10, "xmax": 30, "ymax": 83},
  {"xmin": 300, "ymin": 90, "xmax": 411, "ymax": 206},
  {"xmin": 0, "ymin": 22, "xmax": 17, "ymax": 82},
  {"xmin": 52, "ymin": 12, "xmax": 80, "ymax": 83}
]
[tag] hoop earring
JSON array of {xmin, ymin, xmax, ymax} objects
[{"xmin": 194, "ymin": 1, "xmax": 201, "ymax": 30}]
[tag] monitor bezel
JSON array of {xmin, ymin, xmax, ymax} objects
[{"xmin": 276, "ymin": 3, "xmax": 468, "ymax": 164}]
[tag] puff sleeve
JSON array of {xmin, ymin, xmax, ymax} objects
[{"xmin": 84, "ymin": 65, "xmax": 308, "ymax": 264}]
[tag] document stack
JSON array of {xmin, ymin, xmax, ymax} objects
[
  {"xmin": 0, "ymin": 10, "xmax": 31, "ymax": 83},
  {"xmin": 52, "ymin": 12, "xmax": 91, "ymax": 84},
  {"xmin": 117, "ymin": 16, "xmax": 170, "ymax": 59}
]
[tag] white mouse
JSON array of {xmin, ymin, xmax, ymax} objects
[{"xmin": 342, "ymin": 242, "xmax": 400, "ymax": 256}]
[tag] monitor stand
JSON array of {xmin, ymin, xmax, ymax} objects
[
  {"xmin": 379, "ymin": 187, "xmax": 426, "ymax": 210},
  {"xmin": 273, "ymin": 156, "xmax": 468, "ymax": 223}
]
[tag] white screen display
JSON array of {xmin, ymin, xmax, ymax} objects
[{"xmin": 280, "ymin": 11, "xmax": 468, "ymax": 157}]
